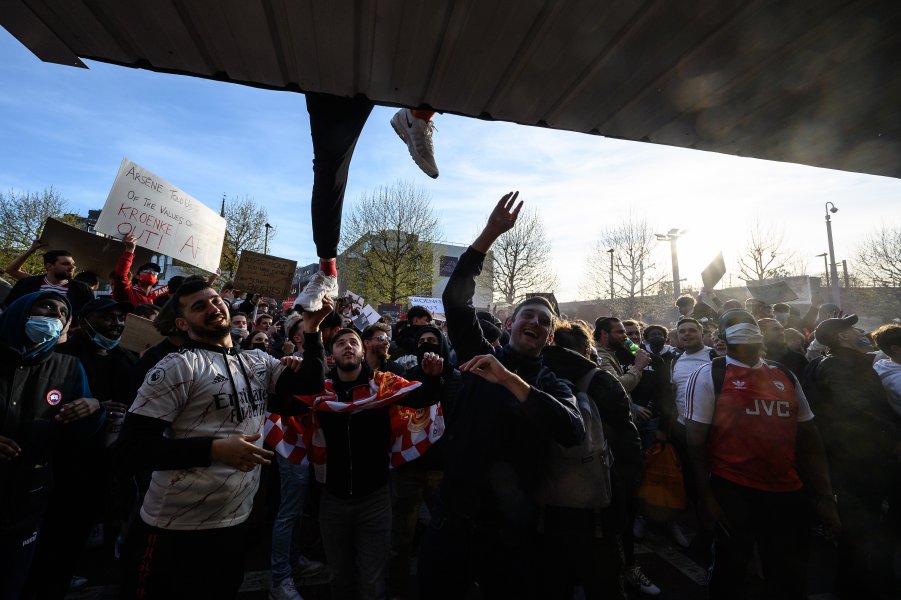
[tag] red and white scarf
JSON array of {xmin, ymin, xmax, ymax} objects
[{"xmin": 263, "ymin": 371, "xmax": 444, "ymax": 481}]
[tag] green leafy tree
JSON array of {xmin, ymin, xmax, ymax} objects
[{"xmin": 339, "ymin": 181, "xmax": 440, "ymax": 305}]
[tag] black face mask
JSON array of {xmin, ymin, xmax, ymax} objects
[
  {"xmin": 417, "ymin": 342, "xmax": 441, "ymax": 363},
  {"xmin": 252, "ymin": 343, "xmax": 268, "ymax": 353}
]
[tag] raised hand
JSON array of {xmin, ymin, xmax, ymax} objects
[
  {"xmin": 420, "ymin": 352, "xmax": 444, "ymax": 376},
  {"xmin": 485, "ymin": 191, "xmax": 522, "ymax": 237},
  {"xmin": 473, "ymin": 191, "xmax": 523, "ymax": 253},
  {"xmin": 302, "ymin": 295, "xmax": 336, "ymax": 333},
  {"xmin": 122, "ymin": 233, "xmax": 138, "ymax": 253}
]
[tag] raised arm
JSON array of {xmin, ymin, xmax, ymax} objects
[
  {"xmin": 443, "ymin": 192, "xmax": 522, "ymax": 362},
  {"xmin": 112, "ymin": 234, "xmax": 137, "ymax": 301},
  {"xmin": 4, "ymin": 238, "xmax": 45, "ymax": 280}
]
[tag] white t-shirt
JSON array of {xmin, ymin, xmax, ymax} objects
[
  {"xmin": 672, "ymin": 347, "xmax": 712, "ymax": 424},
  {"xmin": 131, "ymin": 347, "xmax": 285, "ymax": 530},
  {"xmin": 685, "ymin": 356, "xmax": 814, "ymax": 424}
]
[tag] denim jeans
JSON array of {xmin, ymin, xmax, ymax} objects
[
  {"xmin": 319, "ymin": 484, "xmax": 392, "ymax": 600},
  {"xmin": 271, "ymin": 454, "xmax": 312, "ymax": 584}
]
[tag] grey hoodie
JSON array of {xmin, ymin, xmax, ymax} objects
[{"xmin": 874, "ymin": 359, "xmax": 901, "ymax": 418}]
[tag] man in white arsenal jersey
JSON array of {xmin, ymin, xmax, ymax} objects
[{"xmin": 116, "ymin": 279, "xmax": 307, "ymax": 599}]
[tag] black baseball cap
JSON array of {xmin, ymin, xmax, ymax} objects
[
  {"xmin": 814, "ymin": 314, "xmax": 859, "ymax": 348},
  {"xmin": 79, "ymin": 297, "xmax": 134, "ymax": 317}
]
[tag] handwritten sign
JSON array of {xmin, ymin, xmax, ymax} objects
[
  {"xmin": 40, "ymin": 218, "xmax": 158, "ymax": 278},
  {"xmin": 119, "ymin": 313, "xmax": 165, "ymax": 354},
  {"xmin": 94, "ymin": 159, "xmax": 226, "ymax": 272},
  {"xmin": 408, "ymin": 296, "xmax": 445, "ymax": 316},
  {"xmin": 232, "ymin": 250, "xmax": 297, "ymax": 299}
]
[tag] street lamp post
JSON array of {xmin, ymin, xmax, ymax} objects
[
  {"xmin": 824, "ymin": 203, "xmax": 841, "ymax": 306},
  {"xmin": 815, "ymin": 252, "xmax": 829, "ymax": 289},
  {"xmin": 264, "ymin": 222, "xmax": 273, "ymax": 255},
  {"xmin": 607, "ymin": 248, "xmax": 614, "ymax": 300},
  {"xmin": 656, "ymin": 228, "xmax": 686, "ymax": 299}
]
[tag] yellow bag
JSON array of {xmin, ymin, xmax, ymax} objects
[{"xmin": 637, "ymin": 441, "xmax": 687, "ymax": 521}]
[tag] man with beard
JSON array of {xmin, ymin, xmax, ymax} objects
[
  {"xmin": 3, "ymin": 249, "xmax": 94, "ymax": 313},
  {"xmin": 116, "ymin": 280, "xmax": 308, "ymax": 599},
  {"xmin": 112, "ymin": 234, "xmax": 162, "ymax": 306},
  {"xmin": 686, "ymin": 310, "xmax": 839, "ymax": 599},
  {"xmin": 758, "ymin": 317, "xmax": 808, "ymax": 379},
  {"xmin": 593, "ymin": 317, "xmax": 651, "ymax": 394},
  {"xmin": 362, "ymin": 323, "xmax": 407, "ymax": 376},
  {"xmin": 417, "ymin": 193, "xmax": 584, "ymax": 600},
  {"xmin": 294, "ymin": 296, "xmax": 445, "ymax": 600}
]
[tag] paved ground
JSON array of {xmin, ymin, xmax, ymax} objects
[{"xmin": 63, "ymin": 469, "xmax": 845, "ymax": 599}]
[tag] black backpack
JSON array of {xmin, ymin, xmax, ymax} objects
[{"xmin": 536, "ymin": 368, "xmax": 613, "ymax": 512}]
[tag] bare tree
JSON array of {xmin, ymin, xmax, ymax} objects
[
  {"xmin": 580, "ymin": 217, "xmax": 666, "ymax": 313},
  {"xmin": 219, "ymin": 195, "xmax": 274, "ymax": 277},
  {"xmin": 0, "ymin": 187, "xmax": 74, "ymax": 276},
  {"xmin": 339, "ymin": 181, "xmax": 440, "ymax": 304},
  {"xmin": 491, "ymin": 207, "xmax": 557, "ymax": 304},
  {"xmin": 737, "ymin": 220, "xmax": 800, "ymax": 281},
  {"xmin": 855, "ymin": 224, "xmax": 901, "ymax": 286}
]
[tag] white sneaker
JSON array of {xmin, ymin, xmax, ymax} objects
[
  {"xmin": 391, "ymin": 108, "xmax": 439, "ymax": 178},
  {"xmin": 269, "ymin": 577, "xmax": 304, "ymax": 600},
  {"xmin": 668, "ymin": 520, "xmax": 691, "ymax": 549},
  {"xmin": 633, "ymin": 515, "xmax": 646, "ymax": 541},
  {"xmin": 293, "ymin": 555, "xmax": 326, "ymax": 578},
  {"xmin": 296, "ymin": 271, "xmax": 337, "ymax": 312},
  {"xmin": 624, "ymin": 565, "xmax": 661, "ymax": 595}
]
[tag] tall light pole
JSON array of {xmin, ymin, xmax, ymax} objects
[
  {"xmin": 824, "ymin": 203, "xmax": 841, "ymax": 306},
  {"xmin": 656, "ymin": 228, "xmax": 686, "ymax": 299},
  {"xmin": 264, "ymin": 222, "xmax": 273, "ymax": 255},
  {"xmin": 815, "ymin": 252, "xmax": 829, "ymax": 289},
  {"xmin": 607, "ymin": 248, "xmax": 615, "ymax": 300}
]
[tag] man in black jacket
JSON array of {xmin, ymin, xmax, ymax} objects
[
  {"xmin": 294, "ymin": 296, "xmax": 445, "ymax": 600},
  {"xmin": 542, "ymin": 320, "xmax": 641, "ymax": 600},
  {"xmin": 0, "ymin": 291, "xmax": 103, "ymax": 599},
  {"xmin": 3, "ymin": 249, "xmax": 94, "ymax": 313},
  {"xmin": 418, "ymin": 192, "xmax": 584, "ymax": 600},
  {"xmin": 812, "ymin": 315, "xmax": 901, "ymax": 597}
]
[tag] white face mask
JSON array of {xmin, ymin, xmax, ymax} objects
[{"xmin": 724, "ymin": 323, "xmax": 764, "ymax": 345}]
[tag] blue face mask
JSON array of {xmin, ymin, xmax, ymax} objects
[
  {"xmin": 25, "ymin": 316, "xmax": 64, "ymax": 344},
  {"xmin": 84, "ymin": 320, "xmax": 121, "ymax": 350}
]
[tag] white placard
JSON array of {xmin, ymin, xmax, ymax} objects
[
  {"xmin": 408, "ymin": 296, "xmax": 445, "ymax": 316},
  {"xmin": 352, "ymin": 304, "xmax": 382, "ymax": 331},
  {"xmin": 95, "ymin": 159, "xmax": 226, "ymax": 272}
]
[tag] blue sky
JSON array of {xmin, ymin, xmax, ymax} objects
[{"xmin": 2, "ymin": 28, "xmax": 898, "ymax": 301}]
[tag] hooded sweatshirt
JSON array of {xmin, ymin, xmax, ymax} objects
[
  {"xmin": 0, "ymin": 291, "xmax": 99, "ymax": 533},
  {"xmin": 874, "ymin": 359, "xmax": 901, "ymax": 418}
]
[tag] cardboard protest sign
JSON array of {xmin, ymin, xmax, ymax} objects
[
  {"xmin": 746, "ymin": 280, "xmax": 799, "ymax": 304},
  {"xmin": 702, "ymin": 252, "xmax": 727, "ymax": 289},
  {"xmin": 118, "ymin": 313, "xmax": 165, "ymax": 354},
  {"xmin": 40, "ymin": 218, "xmax": 158, "ymax": 278},
  {"xmin": 352, "ymin": 305, "xmax": 382, "ymax": 331},
  {"xmin": 407, "ymin": 296, "xmax": 445, "ymax": 316},
  {"xmin": 94, "ymin": 159, "xmax": 225, "ymax": 272},
  {"xmin": 232, "ymin": 251, "xmax": 297, "ymax": 299}
]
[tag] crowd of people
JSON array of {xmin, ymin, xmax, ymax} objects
[{"xmin": 2, "ymin": 195, "xmax": 901, "ymax": 600}]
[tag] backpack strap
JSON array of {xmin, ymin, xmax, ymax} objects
[
  {"xmin": 710, "ymin": 356, "xmax": 728, "ymax": 399},
  {"xmin": 574, "ymin": 367, "xmax": 601, "ymax": 395}
]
